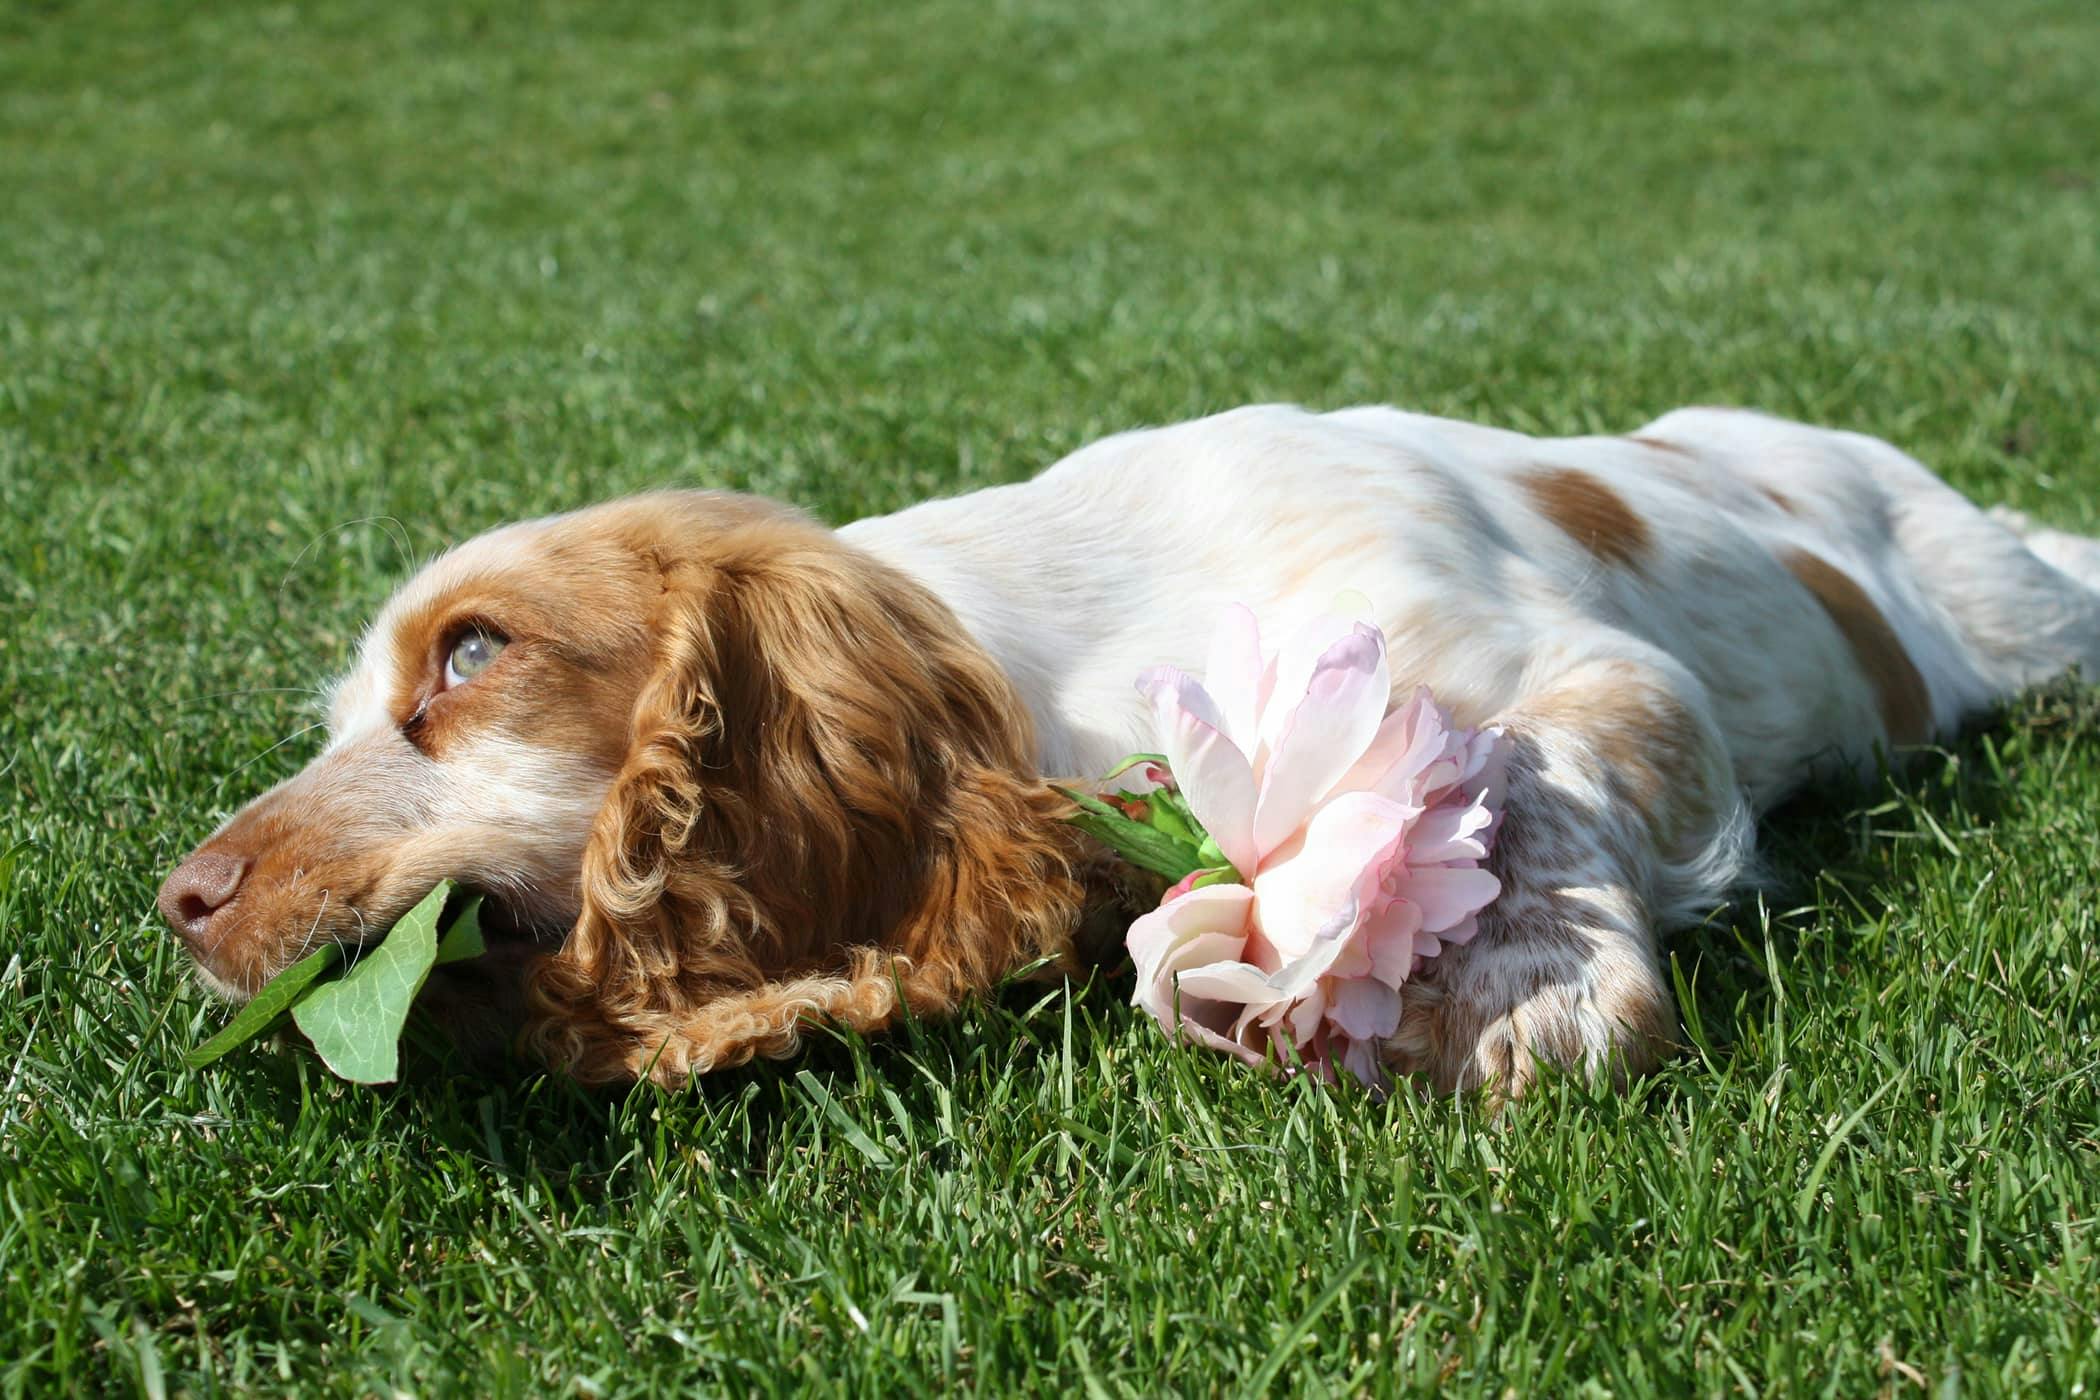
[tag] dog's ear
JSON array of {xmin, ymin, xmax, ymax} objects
[{"xmin": 526, "ymin": 526, "xmax": 1089, "ymax": 1084}]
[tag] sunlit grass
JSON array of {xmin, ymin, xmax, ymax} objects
[{"xmin": 3, "ymin": 0, "xmax": 2097, "ymax": 1391}]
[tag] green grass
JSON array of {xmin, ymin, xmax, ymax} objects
[{"xmin": 4, "ymin": 0, "xmax": 2099, "ymax": 1391}]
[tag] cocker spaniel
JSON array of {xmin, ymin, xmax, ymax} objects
[{"xmin": 159, "ymin": 405, "xmax": 2100, "ymax": 1092}]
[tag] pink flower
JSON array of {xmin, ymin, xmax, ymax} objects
[{"xmin": 1126, "ymin": 605, "xmax": 1505, "ymax": 1088}]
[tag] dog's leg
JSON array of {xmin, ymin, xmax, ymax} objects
[
  {"xmin": 1843, "ymin": 441, "xmax": 2100, "ymax": 691},
  {"xmin": 1389, "ymin": 655, "xmax": 1753, "ymax": 1100}
]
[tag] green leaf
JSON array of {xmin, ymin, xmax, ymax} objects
[
  {"xmin": 1056, "ymin": 787, "xmax": 1207, "ymax": 880},
  {"xmin": 291, "ymin": 883, "xmax": 452, "ymax": 1084},
  {"xmin": 433, "ymin": 896, "xmax": 486, "ymax": 965},
  {"xmin": 183, "ymin": 942, "xmax": 343, "ymax": 1069}
]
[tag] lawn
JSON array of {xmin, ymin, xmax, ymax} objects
[{"xmin": 3, "ymin": 0, "xmax": 2098, "ymax": 1391}]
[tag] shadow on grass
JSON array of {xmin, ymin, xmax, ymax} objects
[
  {"xmin": 369, "ymin": 958, "xmax": 1134, "ymax": 1188},
  {"xmin": 1661, "ymin": 680, "xmax": 2100, "ymax": 1066}
]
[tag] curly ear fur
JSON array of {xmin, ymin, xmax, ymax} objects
[{"xmin": 524, "ymin": 515, "xmax": 1092, "ymax": 1085}]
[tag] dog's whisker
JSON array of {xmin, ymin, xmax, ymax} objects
[
  {"xmin": 145, "ymin": 685, "xmax": 333, "ymax": 718},
  {"xmin": 211, "ymin": 721, "xmax": 327, "ymax": 796},
  {"xmin": 275, "ymin": 515, "xmax": 417, "ymax": 604}
]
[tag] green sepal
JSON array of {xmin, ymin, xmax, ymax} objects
[
  {"xmin": 1056, "ymin": 786, "xmax": 1207, "ymax": 881},
  {"xmin": 1188, "ymin": 866, "xmax": 1242, "ymax": 891},
  {"xmin": 1099, "ymin": 753, "xmax": 1170, "ymax": 783},
  {"xmin": 1143, "ymin": 789, "xmax": 1198, "ymax": 845}
]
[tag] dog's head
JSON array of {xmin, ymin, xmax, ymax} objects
[{"xmin": 159, "ymin": 491, "xmax": 1086, "ymax": 1081}]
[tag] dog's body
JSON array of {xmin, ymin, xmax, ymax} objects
[{"xmin": 161, "ymin": 404, "xmax": 2100, "ymax": 1092}]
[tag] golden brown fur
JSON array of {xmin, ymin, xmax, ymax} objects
[
  {"xmin": 1782, "ymin": 549, "xmax": 1933, "ymax": 745},
  {"xmin": 1520, "ymin": 467, "xmax": 1653, "ymax": 570},
  {"xmin": 512, "ymin": 511, "xmax": 1094, "ymax": 1083},
  {"xmin": 162, "ymin": 495, "xmax": 1097, "ymax": 1085}
]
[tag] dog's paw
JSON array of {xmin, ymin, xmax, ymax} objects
[{"xmin": 1388, "ymin": 945, "xmax": 1674, "ymax": 1103}]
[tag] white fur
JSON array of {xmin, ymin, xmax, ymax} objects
[
  {"xmin": 839, "ymin": 404, "xmax": 2100, "ymax": 1087},
  {"xmin": 850, "ymin": 403, "xmax": 2091, "ymax": 805}
]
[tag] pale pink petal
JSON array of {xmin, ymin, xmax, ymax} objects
[
  {"xmin": 1431, "ymin": 912, "xmax": 1482, "ymax": 950},
  {"xmin": 1404, "ymin": 800, "xmax": 1496, "ymax": 865},
  {"xmin": 1250, "ymin": 790, "xmax": 1409, "ymax": 958},
  {"xmin": 1257, "ymin": 610, "xmax": 1373, "ymax": 755},
  {"xmin": 1266, "ymin": 920, "xmax": 1361, "ymax": 1002},
  {"xmin": 1135, "ymin": 940, "xmax": 1236, "ymax": 1029},
  {"xmin": 1174, "ymin": 959, "xmax": 1282, "ymax": 1005},
  {"xmin": 1326, "ymin": 978, "xmax": 1402, "ymax": 1042},
  {"xmin": 1321, "ymin": 930, "xmax": 1375, "ymax": 983},
  {"xmin": 1362, "ymin": 899, "xmax": 1426, "ymax": 985},
  {"xmin": 1398, "ymin": 866, "xmax": 1503, "ymax": 932},
  {"xmin": 1252, "ymin": 625, "xmax": 1392, "ymax": 858},
  {"xmin": 1337, "ymin": 1033, "xmax": 1387, "ymax": 1089},
  {"xmin": 1279, "ymin": 981, "xmax": 1329, "ymax": 1045},
  {"xmin": 1126, "ymin": 884, "xmax": 1255, "ymax": 1027},
  {"xmin": 1173, "ymin": 1007, "xmax": 1270, "ymax": 1066},
  {"xmin": 1203, "ymin": 604, "xmax": 1267, "ymax": 758},
  {"xmin": 1415, "ymin": 721, "xmax": 1501, "ymax": 806},
  {"xmin": 1136, "ymin": 666, "xmax": 1259, "ymax": 876},
  {"xmin": 1330, "ymin": 686, "xmax": 1445, "ymax": 800},
  {"xmin": 1173, "ymin": 954, "xmax": 1287, "ymax": 1066},
  {"xmin": 1165, "ymin": 931, "xmax": 1255, "ymax": 982}
]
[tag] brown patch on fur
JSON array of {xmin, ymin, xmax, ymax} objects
[
  {"xmin": 1521, "ymin": 468, "xmax": 1651, "ymax": 569},
  {"xmin": 1627, "ymin": 435, "xmax": 1690, "ymax": 457},
  {"xmin": 1760, "ymin": 486, "xmax": 1801, "ymax": 515},
  {"xmin": 1516, "ymin": 662, "xmax": 1712, "ymax": 857},
  {"xmin": 1783, "ymin": 550, "xmax": 1931, "ymax": 744},
  {"xmin": 521, "ymin": 512, "xmax": 1093, "ymax": 1085}
]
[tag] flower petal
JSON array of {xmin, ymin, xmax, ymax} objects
[
  {"xmin": 1251, "ymin": 790, "xmax": 1410, "ymax": 959},
  {"xmin": 1327, "ymin": 977, "xmax": 1402, "ymax": 1042},
  {"xmin": 1265, "ymin": 917, "xmax": 1364, "ymax": 1001},
  {"xmin": 1404, "ymin": 799, "xmax": 1496, "ymax": 865},
  {"xmin": 1136, "ymin": 666, "xmax": 1259, "ymax": 876},
  {"xmin": 1252, "ymin": 625, "xmax": 1391, "ymax": 858},
  {"xmin": 1174, "ymin": 959, "xmax": 1283, "ymax": 1007},
  {"xmin": 1362, "ymin": 898, "xmax": 1425, "ymax": 985},
  {"xmin": 1397, "ymin": 866, "xmax": 1502, "ymax": 932},
  {"xmin": 1126, "ymin": 884, "xmax": 1256, "ymax": 1026},
  {"xmin": 1336, "ymin": 1033, "xmax": 1387, "ymax": 1090},
  {"xmin": 1282, "ymin": 983, "xmax": 1329, "ymax": 1043},
  {"xmin": 1328, "ymin": 686, "xmax": 1439, "ymax": 797},
  {"xmin": 1257, "ymin": 608, "xmax": 1374, "ymax": 755},
  {"xmin": 1203, "ymin": 604, "xmax": 1268, "ymax": 758}
]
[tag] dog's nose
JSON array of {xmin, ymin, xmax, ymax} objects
[{"xmin": 157, "ymin": 851, "xmax": 249, "ymax": 943}]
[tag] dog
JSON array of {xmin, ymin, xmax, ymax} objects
[{"xmin": 158, "ymin": 404, "xmax": 2100, "ymax": 1092}]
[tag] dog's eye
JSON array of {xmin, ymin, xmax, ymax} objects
[{"xmin": 444, "ymin": 628, "xmax": 506, "ymax": 687}]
